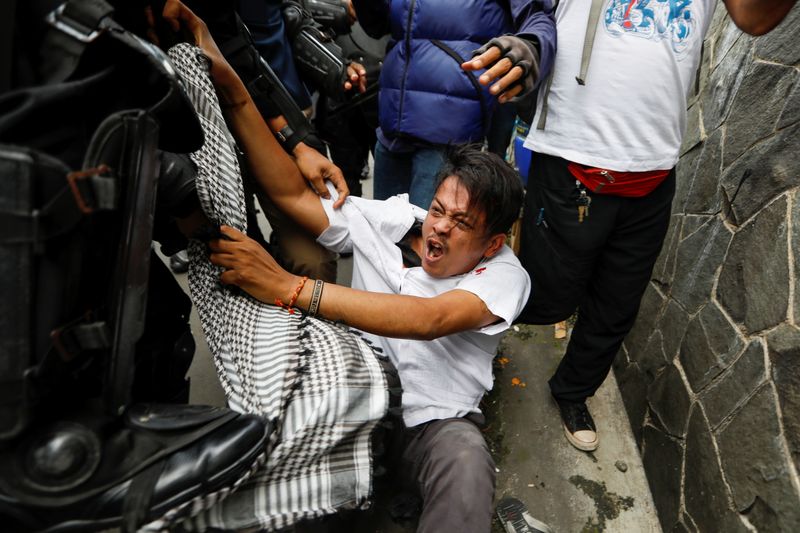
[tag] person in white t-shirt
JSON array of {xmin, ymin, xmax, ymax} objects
[
  {"xmin": 162, "ymin": 5, "xmax": 531, "ymax": 528},
  {"xmin": 212, "ymin": 150, "xmax": 529, "ymax": 531},
  {"xmin": 468, "ymin": 0, "xmax": 794, "ymax": 453}
]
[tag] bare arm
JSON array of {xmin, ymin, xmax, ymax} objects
[
  {"xmin": 223, "ymin": 92, "xmax": 332, "ymax": 237},
  {"xmin": 723, "ymin": 0, "xmax": 796, "ymax": 35},
  {"xmin": 161, "ymin": 0, "xmax": 332, "ymax": 237},
  {"xmin": 299, "ymin": 284, "xmax": 500, "ymax": 340},
  {"xmin": 209, "ymin": 226, "xmax": 503, "ymax": 340}
]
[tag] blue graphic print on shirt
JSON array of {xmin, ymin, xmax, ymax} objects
[{"xmin": 604, "ymin": 0, "xmax": 696, "ymax": 56}]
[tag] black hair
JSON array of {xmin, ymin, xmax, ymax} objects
[{"xmin": 433, "ymin": 144, "xmax": 524, "ymax": 237}]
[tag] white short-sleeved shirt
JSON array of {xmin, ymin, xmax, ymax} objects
[
  {"xmin": 525, "ymin": 0, "xmax": 716, "ymax": 171},
  {"xmin": 318, "ymin": 194, "xmax": 531, "ymax": 427}
]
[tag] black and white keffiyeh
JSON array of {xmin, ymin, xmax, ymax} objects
[{"xmin": 167, "ymin": 43, "xmax": 391, "ymax": 531}]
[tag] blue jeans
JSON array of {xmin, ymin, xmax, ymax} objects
[{"xmin": 373, "ymin": 141, "xmax": 447, "ymax": 209}]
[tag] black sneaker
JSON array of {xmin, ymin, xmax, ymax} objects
[{"xmin": 555, "ymin": 399, "xmax": 598, "ymax": 451}]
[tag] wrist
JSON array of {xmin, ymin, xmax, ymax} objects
[
  {"xmin": 295, "ymin": 279, "xmax": 326, "ymax": 317},
  {"xmin": 295, "ymin": 277, "xmax": 314, "ymax": 310},
  {"xmin": 292, "ymin": 141, "xmax": 312, "ymax": 157},
  {"xmin": 275, "ymin": 275, "xmax": 308, "ymax": 314},
  {"xmin": 275, "ymin": 124, "xmax": 305, "ymax": 154}
]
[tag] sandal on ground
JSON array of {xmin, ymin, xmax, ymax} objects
[{"xmin": 496, "ymin": 497, "xmax": 554, "ymax": 533}]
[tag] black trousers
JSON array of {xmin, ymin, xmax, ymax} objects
[{"xmin": 517, "ymin": 153, "xmax": 675, "ymax": 402}]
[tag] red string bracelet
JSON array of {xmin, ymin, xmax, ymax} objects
[{"xmin": 275, "ymin": 276, "xmax": 308, "ymax": 314}]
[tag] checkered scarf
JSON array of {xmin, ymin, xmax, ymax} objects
[{"xmin": 167, "ymin": 43, "xmax": 390, "ymax": 531}]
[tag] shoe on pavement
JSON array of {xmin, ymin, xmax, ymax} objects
[
  {"xmin": 496, "ymin": 497, "xmax": 554, "ymax": 533},
  {"xmin": 555, "ymin": 398, "xmax": 598, "ymax": 452}
]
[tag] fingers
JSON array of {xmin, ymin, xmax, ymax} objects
[
  {"xmin": 308, "ymin": 175, "xmax": 330, "ymax": 198},
  {"xmin": 345, "ymin": 0, "xmax": 357, "ymax": 24},
  {"xmin": 498, "ymin": 83, "xmax": 522, "ymax": 104},
  {"xmin": 219, "ymin": 269, "xmax": 241, "ymax": 287},
  {"xmin": 345, "ymin": 63, "xmax": 367, "ymax": 93},
  {"xmin": 345, "ymin": 65, "xmax": 356, "ymax": 91},
  {"xmin": 162, "ymin": 0, "xmax": 205, "ymax": 44},
  {"xmin": 480, "ymin": 57, "xmax": 514, "ymax": 87},
  {"xmin": 358, "ymin": 72, "xmax": 367, "ymax": 93},
  {"xmin": 327, "ymin": 168, "xmax": 349, "ymax": 208},
  {"xmin": 209, "ymin": 250, "xmax": 234, "ymax": 268},
  {"xmin": 161, "ymin": 0, "xmax": 185, "ymax": 33},
  {"xmin": 488, "ymin": 65, "xmax": 524, "ymax": 99},
  {"xmin": 209, "ymin": 226, "xmax": 248, "ymax": 254},
  {"xmin": 333, "ymin": 183, "xmax": 348, "ymax": 209},
  {"xmin": 219, "ymin": 225, "xmax": 247, "ymax": 241},
  {"xmin": 462, "ymin": 46, "xmax": 501, "ymax": 71}
]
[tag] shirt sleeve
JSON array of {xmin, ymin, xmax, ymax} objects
[
  {"xmin": 317, "ymin": 188, "xmax": 418, "ymax": 253},
  {"xmin": 455, "ymin": 254, "xmax": 532, "ymax": 336},
  {"xmin": 509, "ymin": 0, "xmax": 557, "ymax": 85}
]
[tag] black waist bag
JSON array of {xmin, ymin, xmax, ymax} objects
[{"xmin": 0, "ymin": 2, "xmax": 270, "ymax": 530}]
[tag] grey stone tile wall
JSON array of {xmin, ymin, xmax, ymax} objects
[{"xmin": 615, "ymin": 3, "xmax": 800, "ymax": 531}]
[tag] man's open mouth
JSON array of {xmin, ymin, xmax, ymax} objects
[{"xmin": 426, "ymin": 238, "xmax": 445, "ymax": 260}]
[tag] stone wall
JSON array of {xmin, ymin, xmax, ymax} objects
[{"xmin": 614, "ymin": 4, "xmax": 800, "ymax": 532}]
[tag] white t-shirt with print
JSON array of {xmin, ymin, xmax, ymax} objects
[
  {"xmin": 525, "ymin": 0, "xmax": 716, "ymax": 171},
  {"xmin": 317, "ymin": 194, "xmax": 531, "ymax": 428}
]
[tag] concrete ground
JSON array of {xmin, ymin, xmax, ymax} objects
[{"xmin": 178, "ymin": 174, "xmax": 661, "ymax": 532}]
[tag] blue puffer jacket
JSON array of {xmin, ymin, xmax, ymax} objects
[{"xmin": 376, "ymin": 0, "xmax": 556, "ymax": 146}]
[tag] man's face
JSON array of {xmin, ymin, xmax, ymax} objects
[{"xmin": 420, "ymin": 176, "xmax": 499, "ymax": 278}]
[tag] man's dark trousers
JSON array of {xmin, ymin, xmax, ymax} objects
[
  {"xmin": 388, "ymin": 416, "xmax": 495, "ymax": 533},
  {"xmin": 517, "ymin": 153, "xmax": 675, "ymax": 402}
]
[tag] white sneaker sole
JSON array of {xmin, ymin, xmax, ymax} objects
[{"xmin": 563, "ymin": 423, "xmax": 598, "ymax": 452}]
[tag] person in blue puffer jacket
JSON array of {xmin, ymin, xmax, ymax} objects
[{"xmin": 353, "ymin": 0, "xmax": 556, "ymax": 208}]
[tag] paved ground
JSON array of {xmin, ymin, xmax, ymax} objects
[
  {"xmin": 485, "ymin": 325, "xmax": 661, "ymax": 533},
  {"xmin": 178, "ymin": 174, "xmax": 661, "ymax": 532}
]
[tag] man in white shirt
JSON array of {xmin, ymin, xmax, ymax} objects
[
  {"xmin": 208, "ymin": 143, "xmax": 530, "ymax": 532},
  {"xmin": 158, "ymin": 4, "xmax": 540, "ymax": 532},
  {"xmin": 462, "ymin": 0, "xmax": 795, "ymax": 453},
  {"xmin": 163, "ymin": 1, "xmax": 534, "ymax": 527}
]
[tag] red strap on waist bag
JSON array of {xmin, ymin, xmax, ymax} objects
[{"xmin": 567, "ymin": 163, "xmax": 670, "ymax": 197}]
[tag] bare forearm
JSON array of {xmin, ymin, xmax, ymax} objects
[
  {"xmin": 220, "ymin": 82, "xmax": 328, "ymax": 236},
  {"xmin": 723, "ymin": 0, "xmax": 795, "ymax": 35},
  {"xmin": 295, "ymin": 282, "xmax": 444, "ymax": 339},
  {"xmin": 294, "ymin": 280, "xmax": 495, "ymax": 340}
]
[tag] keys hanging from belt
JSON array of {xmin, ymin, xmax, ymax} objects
[{"xmin": 575, "ymin": 182, "xmax": 591, "ymax": 223}]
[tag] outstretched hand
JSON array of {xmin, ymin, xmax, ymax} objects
[
  {"xmin": 462, "ymin": 36, "xmax": 539, "ymax": 104},
  {"xmin": 293, "ymin": 143, "xmax": 349, "ymax": 208},
  {"xmin": 463, "ymin": 47, "xmax": 523, "ymax": 103},
  {"xmin": 208, "ymin": 225, "xmax": 299, "ymax": 304}
]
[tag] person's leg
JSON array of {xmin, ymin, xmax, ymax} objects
[
  {"xmin": 408, "ymin": 147, "xmax": 447, "ymax": 209},
  {"xmin": 400, "ymin": 418, "xmax": 495, "ymax": 533},
  {"xmin": 328, "ymin": 139, "xmax": 366, "ymax": 198},
  {"xmin": 518, "ymin": 153, "xmax": 637, "ymax": 451},
  {"xmin": 549, "ymin": 171, "xmax": 676, "ymax": 403},
  {"xmin": 517, "ymin": 153, "xmax": 616, "ymax": 325},
  {"xmin": 373, "ymin": 140, "xmax": 412, "ymax": 201}
]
